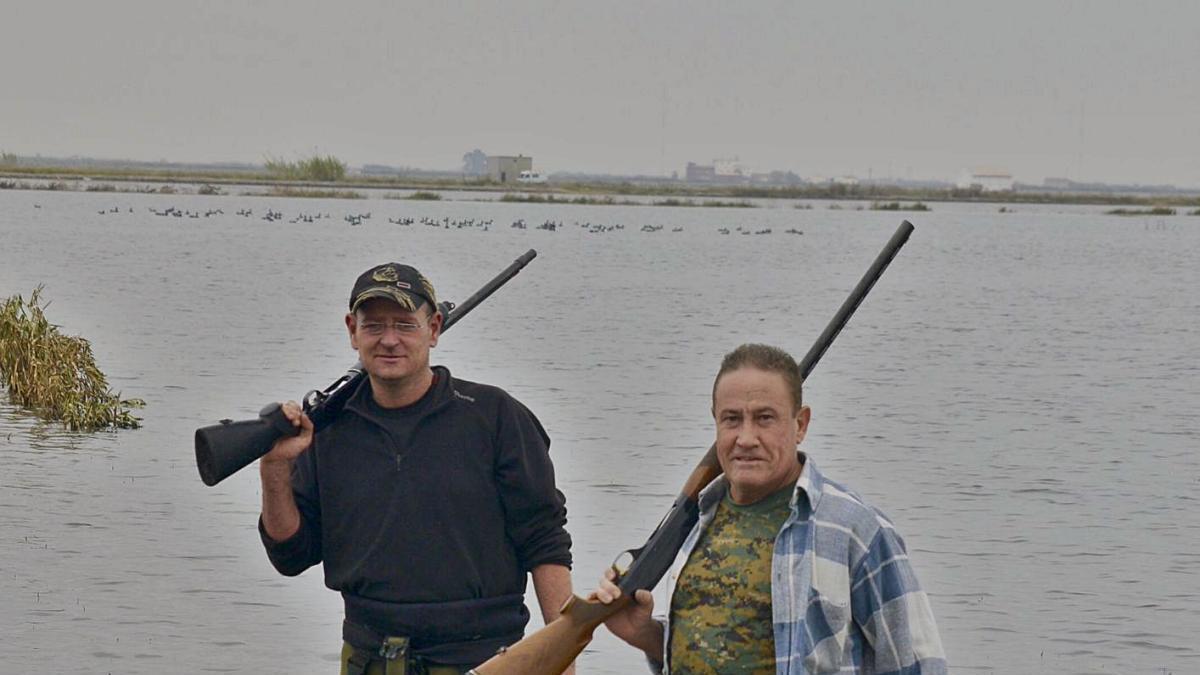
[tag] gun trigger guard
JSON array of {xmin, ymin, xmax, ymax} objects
[{"xmin": 612, "ymin": 548, "xmax": 639, "ymax": 577}]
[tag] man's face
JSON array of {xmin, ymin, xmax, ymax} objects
[
  {"xmin": 713, "ymin": 366, "xmax": 810, "ymax": 505},
  {"xmin": 346, "ymin": 298, "xmax": 441, "ymax": 384}
]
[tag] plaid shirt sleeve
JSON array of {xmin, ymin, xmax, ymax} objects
[
  {"xmin": 846, "ymin": 516, "xmax": 947, "ymax": 674},
  {"xmin": 779, "ymin": 461, "xmax": 947, "ymax": 674}
]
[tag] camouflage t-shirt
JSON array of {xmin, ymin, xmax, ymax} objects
[{"xmin": 668, "ymin": 484, "xmax": 794, "ymax": 674}]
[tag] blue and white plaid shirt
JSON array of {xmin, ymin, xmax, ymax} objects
[{"xmin": 653, "ymin": 454, "xmax": 947, "ymax": 674}]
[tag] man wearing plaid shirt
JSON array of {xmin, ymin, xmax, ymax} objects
[{"xmin": 594, "ymin": 344, "xmax": 946, "ymax": 674}]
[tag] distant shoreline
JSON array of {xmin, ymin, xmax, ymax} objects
[{"xmin": 3, "ymin": 165, "xmax": 1199, "ymax": 209}]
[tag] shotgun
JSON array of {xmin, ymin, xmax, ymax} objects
[
  {"xmin": 194, "ymin": 249, "xmax": 538, "ymax": 486},
  {"xmin": 470, "ymin": 221, "xmax": 916, "ymax": 675}
]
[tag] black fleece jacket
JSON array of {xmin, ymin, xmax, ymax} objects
[{"xmin": 261, "ymin": 365, "xmax": 571, "ymax": 613}]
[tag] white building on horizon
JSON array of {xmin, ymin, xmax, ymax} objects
[{"xmin": 957, "ymin": 168, "xmax": 1014, "ymax": 192}]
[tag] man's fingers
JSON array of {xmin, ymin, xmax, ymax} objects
[
  {"xmin": 280, "ymin": 401, "xmax": 302, "ymax": 424},
  {"xmin": 279, "ymin": 401, "xmax": 314, "ymax": 436},
  {"xmin": 592, "ymin": 577, "xmax": 623, "ymax": 605}
]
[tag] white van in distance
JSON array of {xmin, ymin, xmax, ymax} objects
[{"xmin": 517, "ymin": 170, "xmax": 547, "ymax": 184}]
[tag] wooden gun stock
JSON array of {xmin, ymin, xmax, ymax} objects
[{"xmin": 470, "ymin": 594, "xmax": 628, "ymax": 675}]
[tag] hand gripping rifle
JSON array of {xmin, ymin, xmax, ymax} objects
[
  {"xmin": 470, "ymin": 221, "xmax": 916, "ymax": 675},
  {"xmin": 194, "ymin": 249, "xmax": 539, "ymax": 486}
]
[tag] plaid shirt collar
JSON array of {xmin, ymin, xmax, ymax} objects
[{"xmin": 697, "ymin": 451, "xmax": 821, "ymax": 518}]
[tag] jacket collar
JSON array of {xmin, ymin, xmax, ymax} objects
[{"xmin": 343, "ymin": 364, "xmax": 457, "ymax": 425}]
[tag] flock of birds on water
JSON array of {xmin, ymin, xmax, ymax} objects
[{"xmin": 83, "ymin": 204, "xmax": 805, "ymax": 235}]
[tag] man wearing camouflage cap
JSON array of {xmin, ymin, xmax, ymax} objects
[{"xmin": 259, "ymin": 263, "xmax": 575, "ymax": 675}]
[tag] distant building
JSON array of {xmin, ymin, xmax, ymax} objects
[
  {"xmin": 832, "ymin": 175, "xmax": 859, "ymax": 186},
  {"xmin": 462, "ymin": 149, "xmax": 487, "ymax": 176},
  {"xmin": 1043, "ymin": 177, "xmax": 1073, "ymax": 190},
  {"xmin": 957, "ymin": 168, "xmax": 1014, "ymax": 192},
  {"xmin": 685, "ymin": 162, "xmax": 716, "ymax": 182},
  {"xmin": 713, "ymin": 157, "xmax": 749, "ymax": 179},
  {"xmin": 685, "ymin": 158, "xmax": 750, "ymax": 184},
  {"xmin": 486, "ymin": 155, "xmax": 533, "ymax": 183}
]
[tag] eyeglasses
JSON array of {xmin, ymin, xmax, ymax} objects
[{"xmin": 358, "ymin": 320, "xmax": 424, "ymax": 336}]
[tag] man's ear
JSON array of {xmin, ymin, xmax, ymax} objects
[
  {"xmin": 428, "ymin": 309, "xmax": 443, "ymax": 348},
  {"xmin": 345, "ymin": 312, "xmax": 360, "ymax": 351},
  {"xmin": 795, "ymin": 405, "xmax": 811, "ymax": 445}
]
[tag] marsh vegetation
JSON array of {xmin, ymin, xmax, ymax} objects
[
  {"xmin": 871, "ymin": 201, "xmax": 930, "ymax": 211},
  {"xmin": 264, "ymin": 154, "xmax": 347, "ymax": 182},
  {"xmin": 651, "ymin": 198, "xmax": 756, "ymax": 208},
  {"xmin": 1105, "ymin": 207, "xmax": 1176, "ymax": 216},
  {"xmin": 0, "ymin": 289, "xmax": 143, "ymax": 430},
  {"xmin": 261, "ymin": 186, "xmax": 363, "ymax": 199},
  {"xmin": 498, "ymin": 193, "xmax": 635, "ymax": 205}
]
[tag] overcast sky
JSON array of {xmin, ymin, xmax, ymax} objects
[{"xmin": 3, "ymin": 0, "xmax": 1198, "ymax": 186}]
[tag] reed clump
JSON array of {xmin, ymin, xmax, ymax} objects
[
  {"xmin": 871, "ymin": 201, "xmax": 930, "ymax": 211},
  {"xmin": 264, "ymin": 154, "xmax": 347, "ymax": 182},
  {"xmin": 653, "ymin": 198, "xmax": 756, "ymax": 208},
  {"xmin": 1105, "ymin": 207, "xmax": 1176, "ymax": 216},
  {"xmin": 499, "ymin": 192, "xmax": 631, "ymax": 205},
  {"xmin": 0, "ymin": 289, "xmax": 144, "ymax": 430},
  {"xmin": 407, "ymin": 191, "xmax": 443, "ymax": 200}
]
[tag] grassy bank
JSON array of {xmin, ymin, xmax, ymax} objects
[{"xmin": 0, "ymin": 289, "xmax": 143, "ymax": 430}]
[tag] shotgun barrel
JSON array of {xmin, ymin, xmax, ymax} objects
[{"xmin": 470, "ymin": 221, "xmax": 916, "ymax": 675}]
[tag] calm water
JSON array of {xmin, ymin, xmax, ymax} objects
[{"xmin": 1, "ymin": 189, "xmax": 1197, "ymax": 674}]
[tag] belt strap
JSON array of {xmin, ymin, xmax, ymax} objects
[
  {"xmin": 346, "ymin": 646, "xmax": 374, "ymax": 675},
  {"xmin": 344, "ymin": 622, "xmax": 414, "ymax": 675}
]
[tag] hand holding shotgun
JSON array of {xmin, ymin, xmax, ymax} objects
[{"xmin": 470, "ymin": 222, "xmax": 947, "ymax": 675}]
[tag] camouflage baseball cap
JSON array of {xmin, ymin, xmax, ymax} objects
[{"xmin": 349, "ymin": 263, "xmax": 438, "ymax": 313}]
